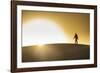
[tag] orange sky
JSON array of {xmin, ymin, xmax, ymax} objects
[{"xmin": 22, "ymin": 10, "xmax": 90, "ymax": 45}]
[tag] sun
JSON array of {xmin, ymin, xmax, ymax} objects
[
  {"xmin": 37, "ymin": 44, "xmax": 45, "ymax": 47},
  {"xmin": 22, "ymin": 18, "xmax": 68, "ymax": 46},
  {"xmin": 35, "ymin": 42, "xmax": 46, "ymax": 47}
]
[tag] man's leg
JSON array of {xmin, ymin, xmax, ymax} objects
[{"xmin": 75, "ymin": 40, "xmax": 78, "ymax": 44}]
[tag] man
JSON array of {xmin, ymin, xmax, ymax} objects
[{"xmin": 73, "ymin": 33, "xmax": 79, "ymax": 44}]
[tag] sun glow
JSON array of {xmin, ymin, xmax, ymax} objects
[
  {"xmin": 22, "ymin": 18, "xmax": 68, "ymax": 46},
  {"xmin": 36, "ymin": 43, "xmax": 46, "ymax": 47}
]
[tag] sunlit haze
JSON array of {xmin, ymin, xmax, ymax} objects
[
  {"xmin": 22, "ymin": 18, "xmax": 68, "ymax": 46},
  {"xmin": 22, "ymin": 10, "xmax": 90, "ymax": 46}
]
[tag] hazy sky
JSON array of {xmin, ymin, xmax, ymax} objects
[{"xmin": 22, "ymin": 10, "xmax": 90, "ymax": 45}]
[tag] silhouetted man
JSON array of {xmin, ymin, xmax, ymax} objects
[{"xmin": 73, "ymin": 33, "xmax": 78, "ymax": 44}]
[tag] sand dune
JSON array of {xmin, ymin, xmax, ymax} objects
[{"xmin": 22, "ymin": 44, "xmax": 90, "ymax": 62}]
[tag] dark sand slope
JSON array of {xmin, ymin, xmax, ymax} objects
[{"xmin": 22, "ymin": 44, "xmax": 90, "ymax": 62}]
